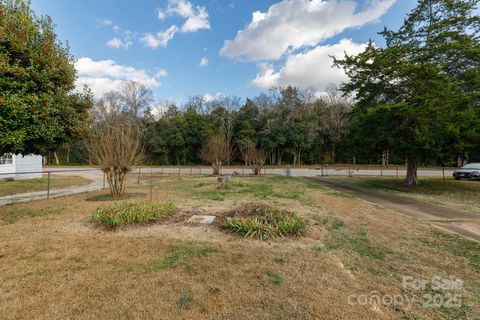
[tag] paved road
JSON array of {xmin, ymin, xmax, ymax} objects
[
  {"xmin": 303, "ymin": 177, "xmax": 480, "ymax": 242},
  {"xmin": 0, "ymin": 168, "xmax": 104, "ymax": 206},
  {"xmin": 44, "ymin": 166, "xmax": 454, "ymax": 178}
]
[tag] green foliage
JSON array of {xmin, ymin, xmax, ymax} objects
[
  {"xmin": 0, "ymin": 0, "xmax": 93, "ymax": 155},
  {"xmin": 152, "ymin": 241, "xmax": 218, "ymax": 270},
  {"xmin": 266, "ymin": 271, "xmax": 284, "ymax": 285},
  {"xmin": 330, "ymin": 218, "xmax": 345, "ymax": 230},
  {"xmin": 176, "ymin": 294, "xmax": 193, "ymax": 310},
  {"xmin": 91, "ymin": 202, "xmax": 176, "ymax": 228},
  {"xmin": 334, "ymin": 0, "xmax": 480, "ymax": 183},
  {"xmin": 223, "ymin": 204, "xmax": 307, "ymax": 240}
]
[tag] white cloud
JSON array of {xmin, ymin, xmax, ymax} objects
[
  {"xmin": 199, "ymin": 57, "xmax": 209, "ymax": 67},
  {"xmin": 203, "ymin": 93, "xmax": 225, "ymax": 102},
  {"xmin": 154, "ymin": 68, "xmax": 168, "ymax": 78},
  {"xmin": 252, "ymin": 39, "xmax": 367, "ymax": 91},
  {"xmin": 141, "ymin": 25, "xmax": 179, "ymax": 48},
  {"xmin": 106, "ymin": 37, "xmax": 132, "ymax": 49},
  {"xmin": 159, "ymin": 0, "xmax": 211, "ymax": 33},
  {"xmin": 75, "ymin": 57, "xmax": 161, "ymax": 98},
  {"xmin": 144, "ymin": 1, "xmax": 210, "ymax": 49},
  {"xmin": 99, "ymin": 20, "xmax": 135, "ymax": 49},
  {"xmin": 220, "ymin": 0, "xmax": 394, "ymax": 61},
  {"xmin": 97, "ymin": 18, "xmax": 113, "ymax": 27}
]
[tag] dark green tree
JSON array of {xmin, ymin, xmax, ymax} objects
[
  {"xmin": 335, "ymin": 0, "xmax": 480, "ymax": 185},
  {"xmin": 0, "ymin": 0, "xmax": 93, "ymax": 156}
]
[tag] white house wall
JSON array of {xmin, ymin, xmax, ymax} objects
[
  {"xmin": 14, "ymin": 155, "xmax": 43, "ymax": 179},
  {"xmin": 0, "ymin": 163, "xmax": 16, "ymax": 180}
]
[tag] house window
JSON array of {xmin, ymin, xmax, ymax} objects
[{"xmin": 0, "ymin": 154, "xmax": 13, "ymax": 165}]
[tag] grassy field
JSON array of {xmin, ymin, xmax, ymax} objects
[
  {"xmin": 0, "ymin": 175, "xmax": 93, "ymax": 197},
  {"xmin": 332, "ymin": 176, "xmax": 480, "ymax": 214},
  {"xmin": 0, "ymin": 175, "xmax": 479, "ymax": 319}
]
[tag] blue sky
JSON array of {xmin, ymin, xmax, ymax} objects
[{"xmin": 31, "ymin": 0, "xmax": 417, "ymax": 101}]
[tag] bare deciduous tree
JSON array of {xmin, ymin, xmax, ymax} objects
[
  {"xmin": 241, "ymin": 142, "xmax": 267, "ymax": 175},
  {"xmin": 119, "ymin": 81, "xmax": 154, "ymax": 119},
  {"xmin": 86, "ymin": 113, "xmax": 144, "ymax": 197},
  {"xmin": 319, "ymin": 85, "xmax": 352, "ymax": 163},
  {"xmin": 200, "ymin": 134, "xmax": 232, "ymax": 176}
]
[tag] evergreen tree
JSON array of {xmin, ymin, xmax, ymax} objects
[
  {"xmin": 335, "ymin": 0, "xmax": 480, "ymax": 185},
  {"xmin": 0, "ymin": 0, "xmax": 93, "ymax": 155}
]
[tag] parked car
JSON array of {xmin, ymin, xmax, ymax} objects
[{"xmin": 453, "ymin": 163, "xmax": 480, "ymax": 180}]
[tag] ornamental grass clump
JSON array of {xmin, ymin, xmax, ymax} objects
[
  {"xmin": 92, "ymin": 202, "xmax": 177, "ymax": 228},
  {"xmin": 223, "ymin": 204, "xmax": 306, "ymax": 240}
]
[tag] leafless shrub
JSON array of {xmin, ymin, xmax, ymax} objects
[
  {"xmin": 200, "ymin": 134, "xmax": 232, "ymax": 176},
  {"xmin": 86, "ymin": 113, "xmax": 144, "ymax": 197},
  {"xmin": 241, "ymin": 142, "xmax": 266, "ymax": 175}
]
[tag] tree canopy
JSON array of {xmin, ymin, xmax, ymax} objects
[
  {"xmin": 0, "ymin": 0, "xmax": 92, "ymax": 156},
  {"xmin": 334, "ymin": 0, "xmax": 480, "ymax": 185}
]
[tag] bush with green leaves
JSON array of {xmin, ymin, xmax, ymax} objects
[
  {"xmin": 92, "ymin": 202, "xmax": 176, "ymax": 228},
  {"xmin": 223, "ymin": 204, "xmax": 306, "ymax": 240}
]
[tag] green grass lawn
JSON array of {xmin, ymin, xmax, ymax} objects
[{"xmin": 0, "ymin": 175, "xmax": 92, "ymax": 197}]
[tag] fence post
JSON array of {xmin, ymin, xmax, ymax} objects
[
  {"xmin": 150, "ymin": 167, "xmax": 153, "ymax": 202},
  {"xmin": 137, "ymin": 167, "xmax": 141, "ymax": 184},
  {"xmin": 47, "ymin": 171, "xmax": 51, "ymax": 199},
  {"xmin": 103, "ymin": 172, "xmax": 106, "ymax": 189},
  {"xmin": 442, "ymin": 167, "xmax": 446, "ymax": 185},
  {"xmin": 178, "ymin": 167, "xmax": 181, "ymax": 177},
  {"xmin": 396, "ymin": 168, "xmax": 399, "ymax": 179},
  {"xmin": 190, "ymin": 167, "xmax": 193, "ymax": 176},
  {"xmin": 161, "ymin": 166, "xmax": 164, "ymax": 179},
  {"xmin": 380, "ymin": 169, "xmax": 383, "ymax": 177},
  {"xmin": 199, "ymin": 167, "xmax": 201, "ymax": 175}
]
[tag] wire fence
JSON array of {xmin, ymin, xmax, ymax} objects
[{"xmin": 0, "ymin": 165, "xmax": 455, "ymax": 206}]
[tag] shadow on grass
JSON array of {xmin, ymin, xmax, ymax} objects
[{"xmin": 86, "ymin": 193, "xmax": 147, "ymax": 202}]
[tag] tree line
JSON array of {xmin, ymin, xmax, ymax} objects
[{"xmin": 51, "ymin": 83, "xmax": 354, "ymax": 167}]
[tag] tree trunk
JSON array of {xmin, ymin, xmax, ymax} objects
[
  {"xmin": 53, "ymin": 152, "xmax": 60, "ymax": 165},
  {"xmin": 405, "ymin": 155, "xmax": 418, "ymax": 186}
]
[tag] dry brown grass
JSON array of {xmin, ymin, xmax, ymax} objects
[
  {"xmin": 0, "ymin": 176, "xmax": 479, "ymax": 319},
  {"xmin": 0, "ymin": 175, "xmax": 92, "ymax": 197}
]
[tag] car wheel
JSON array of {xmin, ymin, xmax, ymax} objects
[{"xmin": 454, "ymin": 177, "xmax": 461, "ymax": 180}]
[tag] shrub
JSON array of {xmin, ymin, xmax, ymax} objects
[
  {"xmin": 92, "ymin": 202, "xmax": 177, "ymax": 228},
  {"xmin": 223, "ymin": 204, "xmax": 307, "ymax": 240}
]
